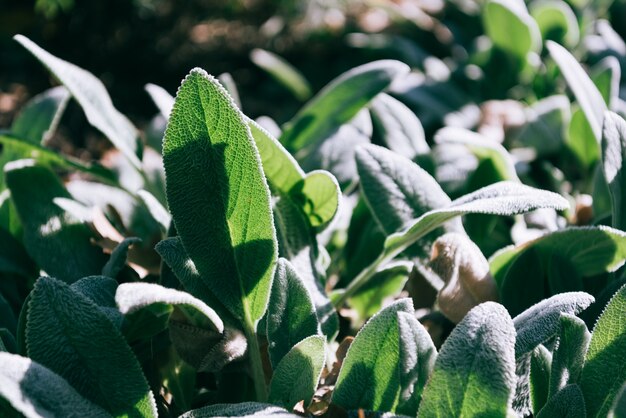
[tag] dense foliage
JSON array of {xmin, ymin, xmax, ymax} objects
[{"xmin": 2, "ymin": 1, "xmax": 626, "ymax": 417}]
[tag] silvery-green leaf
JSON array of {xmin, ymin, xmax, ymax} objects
[
  {"xmin": 581, "ymin": 283, "xmax": 626, "ymax": 417},
  {"xmin": 266, "ymin": 258, "xmax": 320, "ymax": 367},
  {"xmin": 163, "ymin": 68, "xmax": 277, "ymax": 326},
  {"xmin": 530, "ymin": 345, "xmax": 552, "ymax": 414},
  {"xmin": 4, "ymin": 160, "xmax": 107, "ymax": 283},
  {"xmin": 483, "ymin": 0, "xmax": 541, "ymax": 59},
  {"xmin": 549, "ymin": 314, "xmax": 590, "ymax": 397},
  {"xmin": 27, "ymin": 277, "xmax": 157, "ymax": 418},
  {"xmin": 396, "ymin": 311, "xmax": 437, "ymax": 416},
  {"xmin": 332, "ymin": 299, "xmax": 414, "ymax": 412},
  {"xmin": 530, "ymin": 0, "xmax": 579, "ymax": 47},
  {"xmin": 137, "ymin": 189, "xmax": 171, "ymax": 233},
  {"xmin": 145, "ymin": 83, "xmax": 174, "ymax": 119},
  {"xmin": 280, "ymin": 60, "xmax": 409, "ymax": 151},
  {"xmin": 547, "ymin": 40, "xmax": 607, "ymax": 141},
  {"xmin": 250, "ymin": 49, "xmax": 312, "ymax": 101},
  {"xmin": 602, "ymin": 111, "xmax": 626, "ymax": 230},
  {"xmin": 11, "ymin": 86, "xmax": 70, "ymax": 145},
  {"xmin": 418, "ymin": 302, "xmax": 516, "ymax": 418},
  {"xmin": 512, "ymin": 292, "xmax": 594, "ymax": 359},
  {"xmin": 70, "ymin": 276, "xmax": 122, "ymax": 327},
  {"xmin": 14, "ymin": 35, "xmax": 142, "ymax": 169},
  {"xmin": 102, "ymin": 237, "xmax": 141, "ymax": 279},
  {"xmin": 536, "ymin": 384, "xmax": 586, "ymax": 418},
  {"xmin": 180, "ymin": 402, "xmax": 299, "ymax": 417},
  {"xmin": 0, "ymin": 352, "xmax": 111, "ymax": 418},
  {"xmin": 514, "ymin": 95, "xmax": 570, "ymax": 156},
  {"xmin": 592, "ymin": 56, "xmax": 620, "ymax": 110},
  {"xmin": 369, "ymin": 93, "xmax": 429, "ymax": 159},
  {"xmin": 268, "ymin": 335, "xmax": 325, "ymax": 408}
]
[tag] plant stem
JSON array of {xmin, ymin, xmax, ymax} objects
[{"xmin": 243, "ymin": 321, "xmax": 268, "ymax": 402}]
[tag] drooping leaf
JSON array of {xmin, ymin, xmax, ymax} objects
[
  {"xmin": 549, "ymin": 314, "xmax": 590, "ymax": 397},
  {"xmin": 5, "ymin": 160, "xmax": 107, "ymax": 283},
  {"xmin": 396, "ymin": 311, "xmax": 437, "ymax": 416},
  {"xmin": 102, "ymin": 237, "xmax": 141, "ymax": 279},
  {"xmin": 27, "ymin": 276, "xmax": 157, "ymax": 418},
  {"xmin": 547, "ymin": 40, "xmax": 607, "ymax": 141},
  {"xmin": 11, "ymin": 86, "xmax": 70, "ymax": 145},
  {"xmin": 536, "ymin": 384, "xmax": 586, "ymax": 418},
  {"xmin": 250, "ymin": 49, "xmax": 312, "ymax": 101},
  {"xmin": 0, "ymin": 352, "xmax": 111, "ymax": 418},
  {"xmin": 530, "ymin": 345, "xmax": 552, "ymax": 415},
  {"xmin": 268, "ymin": 335, "xmax": 325, "ymax": 408},
  {"xmin": 163, "ymin": 68, "xmax": 277, "ymax": 326},
  {"xmin": 180, "ymin": 402, "xmax": 299, "ymax": 417},
  {"xmin": 512, "ymin": 292, "xmax": 594, "ymax": 359},
  {"xmin": 281, "ymin": 60, "xmax": 409, "ymax": 151},
  {"xmin": 581, "ymin": 283, "xmax": 626, "ymax": 417},
  {"xmin": 14, "ymin": 35, "xmax": 142, "ymax": 169},
  {"xmin": 418, "ymin": 302, "xmax": 516, "ymax": 418},
  {"xmin": 369, "ymin": 93, "xmax": 429, "ymax": 160},
  {"xmin": 602, "ymin": 111, "xmax": 626, "ymax": 230},
  {"xmin": 483, "ymin": 0, "xmax": 541, "ymax": 59}
]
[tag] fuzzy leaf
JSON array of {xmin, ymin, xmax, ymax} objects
[
  {"xmin": 369, "ymin": 93, "xmax": 429, "ymax": 159},
  {"xmin": 250, "ymin": 49, "xmax": 312, "ymax": 101},
  {"xmin": 5, "ymin": 160, "xmax": 107, "ymax": 282},
  {"xmin": 332, "ymin": 299, "xmax": 414, "ymax": 412},
  {"xmin": 266, "ymin": 258, "xmax": 320, "ymax": 367},
  {"xmin": 547, "ymin": 40, "xmax": 607, "ymax": 141},
  {"xmin": 163, "ymin": 68, "xmax": 277, "ymax": 325},
  {"xmin": 268, "ymin": 335, "xmax": 326, "ymax": 408},
  {"xmin": 581, "ymin": 283, "xmax": 626, "ymax": 417},
  {"xmin": 295, "ymin": 170, "xmax": 340, "ymax": 228},
  {"xmin": 14, "ymin": 35, "xmax": 141, "ymax": 169},
  {"xmin": 549, "ymin": 314, "xmax": 590, "ymax": 397},
  {"xmin": 280, "ymin": 60, "xmax": 409, "ymax": 151},
  {"xmin": 530, "ymin": 345, "xmax": 552, "ymax": 415},
  {"xmin": 11, "ymin": 86, "xmax": 70, "ymax": 145},
  {"xmin": 513, "ymin": 292, "xmax": 594, "ymax": 359},
  {"xmin": 180, "ymin": 402, "xmax": 299, "ymax": 417},
  {"xmin": 70, "ymin": 276, "xmax": 122, "ymax": 328},
  {"xmin": 102, "ymin": 237, "xmax": 141, "ymax": 279},
  {"xmin": 536, "ymin": 384, "xmax": 586, "ymax": 418},
  {"xmin": 418, "ymin": 302, "xmax": 516, "ymax": 418},
  {"xmin": 483, "ymin": 0, "xmax": 541, "ymax": 59},
  {"xmin": 137, "ymin": 190, "xmax": 171, "ymax": 233},
  {"xmin": 26, "ymin": 277, "xmax": 157, "ymax": 418},
  {"xmin": 601, "ymin": 111, "xmax": 626, "ymax": 230},
  {"xmin": 0, "ymin": 352, "xmax": 111, "ymax": 418}
]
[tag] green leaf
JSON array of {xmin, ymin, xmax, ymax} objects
[
  {"xmin": 530, "ymin": 345, "xmax": 552, "ymax": 415},
  {"xmin": 493, "ymin": 226, "xmax": 626, "ymax": 315},
  {"xmin": 280, "ymin": 60, "xmax": 409, "ymax": 151},
  {"xmin": 369, "ymin": 93, "xmax": 429, "ymax": 160},
  {"xmin": 250, "ymin": 49, "xmax": 312, "ymax": 101},
  {"xmin": 549, "ymin": 314, "xmax": 590, "ymax": 397},
  {"xmin": 102, "ymin": 237, "xmax": 141, "ymax": 279},
  {"xmin": 396, "ymin": 311, "xmax": 437, "ymax": 416},
  {"xmin": 293, "ymin": 171, "xmax": 340, "ymax": 228},
  {"xmin": 14, "ymin": 35, "xmax": 142, "ymax": 169},
  {"xmin": 180, "ymin": 402, "xmax": 299, "ymax": 417},
  {"xmin": 418, "ymin": 302, "xmax": 516, "ymax": 418},
  {"xmin": 27, "ymin": 276, "xmax": 157, "ymax": 418},
  {"xmin": 5, "ymin": 160, "xmax": 108, "ymax": 282},
  {"xmin": 536, "ymin": 384, "xmax": 586, "ymax": 418},
  {"xmin": 268, "ymin": 335, "xmax": 326, "ymax": 408},
  {"xmin": 218, "ymin": 73, "xmax": 241, "ymax": 109},
  {"xmin": 145, "ymin": 83, "xmax": 174, "ymax": 119},
  {"xmin": 547, "ymin": 40, "xmax": 607, "ymax": 141},
  {"xmin": 0, "ymin": 352, "xmax": 111, "ymax": 418},
  {"xmin": 592, "ymin": 57, "xmax": 620, "ymax": 109},
  {"xmin": 610, "ymin": 382, "xmax": 626, "ymax": 418},
  {"xmin": 266, "ymin": 258, "xmax": 320, "ymax": 367},
  {"xmin": 602, "ymin": 111, "xmax": 626, "ymax": 230},
  {"xmin": 581, "ymin": 283, "xmax": 626, "ymax": 417},
  {"xmin": 514, "ymin": 95, "xmax": 570, "ymax": 156},
  {"xmin": 567, "ymin": 107, "xmax": 599, "ymax": 169},
  {"xmin": 137, "ymin": 189, "xmax": 171, "ymax": 233},
  {"xmin": 11, "ymin": 86, "xmax": 70, "ymax": 145},
  {"xmin": 70, "ymin": 276, "xmax": 122, "ymax": 327},
  {"xmin": 483, "ymin": 0, "xmax": 541, "ymax": 59},
  {"xmin": 332, "ymin": 298, "xmax": 414, "ymax": 412},
  {"xmin": 530, "ymin": 0, "xmax": 579, "ymax": 47},
  {"xmin": 512, "ymin": 292, "xmax": 594, "ymax": 359},
  {"xmin": 0, "ymin": 227, "xmax": 35, "ymax": 277},
  {"xmin": 163, "ymin": 68, "xmax": 277, "ymax": 326}
]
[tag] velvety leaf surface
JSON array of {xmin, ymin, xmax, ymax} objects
[
  {"xmin": 102, "ymin": 237, "xmax": 141, "ymax": 279},
  {"xmin": 581, "ymin": 283, "xmax": 626, "ymax": 417},
  {"xmin": 601, "ymin": 111, "xmax": 626, "ymax": 230},
  {"xmin": 11, "ymin": 86, "xmax": 70, "ymax": 145},
  {"xmin": 266, "ymin": 258, "xmax": 320, "ymax": 367},
  {"xmin": 332, "ymin": 299, "xmax": 414, "ymax": 412},
  {"xmin": 280, "ymin": 60, "xmax": 410, "ymax": 151},
  {"xmin": 26, "ymin": 277, "xmax": 157, "ymax": 418},
  {"xmin": 180, "ymin": 402, "xmax": 299, "ymax": 417},
  {"xmin": 0, "ymin": 352, "xmax": 111, "ymax": 418},
  {"xmin": 530, "ymin": 345, "xmax": 552, "ymax": 414},
  {"xmin": 536, "ymin": 384, "xmax": 586, "ymax": 418},
  {"xmin": 163, "ymin": 68, "xmax": 277, "ymax": 326},
  {"xmin": 268, "ymin": 335, "xmax": 325, "ymax": 408},
  {"xmin": 548, "ymin": 314, "xmax": 590, "ymax": 396},
  {"xmin": 14, "ymin": 35, "xmax": 142, "ymax": 169},
  {"xmin": 5, "ymin": 160, "xmax": 107, "ymax": 282},
  {"xmin": 418, "ymin": 302, "xmax": 516, "ymax": 418}
]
